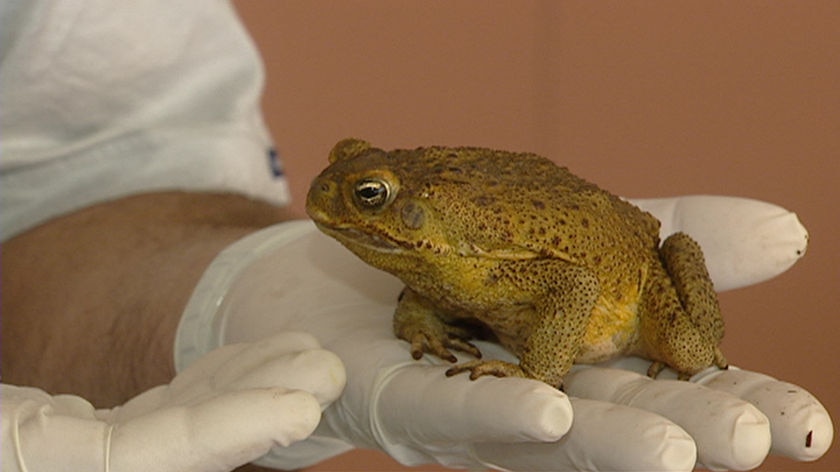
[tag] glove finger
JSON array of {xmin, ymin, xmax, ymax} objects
[
  {"xmin": 565, "ymin": 366, "xmax": 771, "ymax": 471},
  {"xmin": 377, "ymin": 364, "xmax": 572, "ymax": 445},
  {"xmin": 110, "ymin": 388, "xmax": 322, "ymax": 472},
  {"xmin": 174, "ymin": 332, "xmax": 323, "ymax": 387},
  {"xmin": 211, "ymin": 332, "xmax": 325, "ymax": 380},
  {"xmin": 631, "ymin": 196, "xmax": 808, "ymax": 291},
  {"xmin": 472, "ymin": 398, "xmax": 696, "ymax": 472},
  {"xmin": 693, "ymin": 367, "xmax": 834, "ymax": 462},
  {"xmin": 168, "ymin": 333, "xmax": 344, "ymax": 408},
  {"xmin": 217, "ymin": 348, "xmax": 346, "ymax": 408},
  {"xmin": 311, "ymin": 317, "xmax": 570, "ymax": 466},
  {"xmin": 592, "ymin": 356, "xmax": 834, "ymax": 463}
]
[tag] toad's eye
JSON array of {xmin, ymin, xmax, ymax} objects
[{"xmin": 354, "ymin": 178, "xmax": 392, "ymax": 208}]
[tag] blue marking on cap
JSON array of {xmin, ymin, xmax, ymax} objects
[{"xmin": 267, "ymin": 147, "xmax": 285, "ymax": 178}]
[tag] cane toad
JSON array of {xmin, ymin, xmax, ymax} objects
[{"xmin": 306, "ymin": 138, "xmax": 727, "ymax": 388}]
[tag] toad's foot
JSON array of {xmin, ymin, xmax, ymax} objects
[
  {"xmin": 445, "ymin": 360, "xmax": 528, "ymax": 381},
  {"xmin": 394, "ymin": 287, "xmax": 483, "ymax": 363},
  {"xmin": 397, "ymin": 321, "xmax": 483, "ymax": 363},
  {"xmin": 647, "ymin": 348, "xmax": 729, "ymax": 380}
]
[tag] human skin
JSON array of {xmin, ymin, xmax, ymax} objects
[{"xmin": 0, "ymin": 192, "xmax": 293, "ymax": 409}]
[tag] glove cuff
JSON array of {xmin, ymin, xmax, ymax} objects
[
  {"xmin": 1, "ymin": 385, "xmax": 111, "ymax": 472},
  {"xmin": 174, "ymin": 220, "xmax": 315, "ymax": 372}
]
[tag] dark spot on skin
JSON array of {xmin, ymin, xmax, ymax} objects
[
  {"xmin": 474, "ymin": 195, "xmax": 494, "ymax": 206},
  {"xmin": 581, "ymin": 218, "xmax": 590, "ymax": 228},
  {"xmin": 532, "ymin": 200, "xmax": 545, "ymax": 209}
]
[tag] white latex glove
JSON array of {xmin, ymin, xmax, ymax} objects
[
  {"xmin": 177, "ymin": 195, "xmax": 831, "ymax": 471},
  {"xmin": 2, "ymin": 333, "xmax": 345, "ymax": 472}
]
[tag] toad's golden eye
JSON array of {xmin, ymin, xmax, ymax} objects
[{"xmin": 354, "ymin": 178, "xmax": 392, "ymax": 208}]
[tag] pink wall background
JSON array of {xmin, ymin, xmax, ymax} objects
[{"xmin": 233, "ymin": 2, "xmax": 839, "ymax": 470}]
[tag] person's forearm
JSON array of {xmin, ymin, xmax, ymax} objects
[{"xmin": 1, "ymin": 192, "xmax": 293, "ymax": 407}]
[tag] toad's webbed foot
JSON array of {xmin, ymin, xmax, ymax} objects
[{"xmin": 445, "ymin": 359, "xmax": 527, "ymax": 380}]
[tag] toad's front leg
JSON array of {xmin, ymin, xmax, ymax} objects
[
  {"xmin": 517, "ymin": 264, "xmax": 599, "ymax": 388},
  {"xmin": 394, "ymin": 287, "xmax": 484, "ymax": 363},
  {"xmin": 445, "ymin": 262, "xmax": 599, "ymax": 389}
]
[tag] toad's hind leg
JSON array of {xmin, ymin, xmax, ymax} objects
[
  {"xmin": 643, "ymin": 232, "xmax": 728, "ymax": 377},
  {"xmin": 661, "ymin": 232, "xmax": 725, "ymax": 347}
]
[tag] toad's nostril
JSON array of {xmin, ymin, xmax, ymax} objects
[{"xmin": 309, "ymin": 178, "xmax": 333, "ymax": 197}]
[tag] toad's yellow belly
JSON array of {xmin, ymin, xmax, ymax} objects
[{"xmin": 576, "ymin": 294, "xmax": 641, "ymax": 364}]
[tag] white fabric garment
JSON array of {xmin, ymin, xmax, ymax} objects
[{"xmin": 0, "ymin": 0, "xmax": 290, "ymax": 241}]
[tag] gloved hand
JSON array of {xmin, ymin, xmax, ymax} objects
[
  {"xmin": 1, "ymin": 333, "xmax": 345, "ymax": 472},
  {"xmin": 180, "ymin": 195, "xmax": 832, "ymax": 471}
]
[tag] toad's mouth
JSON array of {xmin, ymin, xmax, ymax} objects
[{"xmin": 314, "ymin": 222, "xmax": 407, "ymax": 254}]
